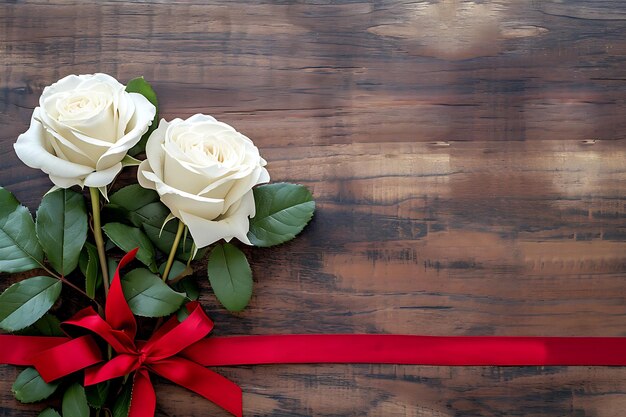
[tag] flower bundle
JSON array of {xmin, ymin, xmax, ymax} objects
[{"xmin": 0, "ymin": 73, "xmax": 314, "ymax": 416}]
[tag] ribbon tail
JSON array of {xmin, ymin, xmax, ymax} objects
[
  {"xmin": 32, "ymin": 335, "xmax": 103, "ymax": 383},
  {"xmin": 0, "ymin": 335, "xmax": 67, "ymax": 366},
  {"xmin": 129, "ymin": 368, "xmax": 156, "ymax": 417},
  {"xmin": 150, "ymin": 357, "xmax": 242, "ymax": 417}
]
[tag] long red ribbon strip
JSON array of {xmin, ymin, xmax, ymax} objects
[
  {"xmin": 184, "ymin": 334, "xmax": 626, "ymax": 367},
  {"xmin": 1, "ymin": 249, "xmax": 625, "ymax": 417},
  {"xmin": 4, "ymin": 334, "xmax": 626, "ymax": 369}
]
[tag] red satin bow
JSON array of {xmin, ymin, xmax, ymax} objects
[{"xmin": 32, "ymin": 249, "xmax": 243, "ymax": 417}]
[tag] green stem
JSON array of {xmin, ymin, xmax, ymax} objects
[
  {"xmin": 38, "ymin": 263, "xmax": 61, "ymax": 280},
  {"xmin": 37, "ymin": 261, "xmax": 101, "ymax": 309},
  {"xmin": 162, "ymin": 219, "xmax": 185, "ymax": 282},
  {"xmin": 89, "ymin": 187, "xmax": 110, "ymax": 295},
  {"xmin": 187, "ymin": 242, "xmax": 196, "ymax": 268},
  {"xmin": 59, "ymin": 275, "xmax": 102, "ymax": 309}
]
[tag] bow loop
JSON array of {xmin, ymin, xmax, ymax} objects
[
  {"xmin": 63, "ymin": 306, "xmax": 136, "ymax": 354},
  {"xmin": 105, "ymin": 249, "xmax": 139, "ymax": 339},
  {"xmin": 141, "ymin": 302, "xmax": 214, "ymax": 362}
]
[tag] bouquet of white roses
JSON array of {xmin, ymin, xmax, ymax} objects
[{"xmin": 0, "ymin": 73, "xmax": 314, "ymax": 416}]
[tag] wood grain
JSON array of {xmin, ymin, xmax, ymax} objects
[{"xmin": 1, "ymin": 1, "xmax": 626, "ymax": 416}]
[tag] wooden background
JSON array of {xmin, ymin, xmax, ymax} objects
[{"xmin": 2, "ymin": 1, "xmax": 626, "ymax": 416}]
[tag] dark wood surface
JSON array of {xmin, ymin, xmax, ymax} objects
[{"xmin": 2, "ymin": 1, "xmax": 626, "ymax": 416}]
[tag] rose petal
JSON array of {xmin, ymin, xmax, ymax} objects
[
  {"xmin": 196, "ymin": 167, "xmax": 252, "ymax": 197},
  {"xmin": 48, "ymin": 174, "xmax": 83, "ymax": 188},
  {"xmin": 14, "ymin": 109, "xmax": 94, "ymax": 182},
  {"xmin": 59, "ymin": 95, "xmax": 117, "ymax": 142},
  {"xmin": 144, "ymin": 119, "xmax": 170, "ymax": 179},
  {"xmin": 179, "ymin": 191, "xmax": 255, "ymax": 248},
  {"xmin": 186, "ymin": 113, "xmax": 218, "ymax": 124},
  {"xmin": 115, "ymin": 87, "xmax": 129, "ymax": 139},
  {"xmin": 223, "ymin": 188, "xmax": 256, "ymax": 219},
  {"xmin": 137, "ymin": 160, "xmax": 157, "ymax": 190},
  {"xmin": 141, "ymin": 170, "xmax": 224, "ymax": 219},
  {"xmin": 164, "ymin": 138, "xmax": 232, "ymax": 178},
  {"xmin": 160, "ymin": 189, "xmax": 224, "ymax": 220},
  {"xmin": 44, "ymin": 127, "xmax": 96, "ymax": 166},
  {"xmin": 95, "ymin": 92, "xmax": 156, "ymax": 170},
  {"xmin": 48, "ymin": 126, "xmax": 113, "ymax": 166},
  {"xmin": 258, "ymin": 165, "xmax": 270, "ymax": 183},
  {"xmin": 38, "ymin": 74, "xmax": 87, "ymax": 105},
  {"xmin": 163, "ymin": 149, "xmax": 208, "ymax": 194},
  {"xmin": 83, "ymin": 162, "xmax": 123, "ymax": 187},
  {"xmin": 222, "ymin": 165, "xmax": 270, "ymax": 209}
]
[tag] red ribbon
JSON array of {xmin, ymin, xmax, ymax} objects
[
  {"xmin": 4, "ymin": 249, "xmax": 242, "ymax": 417},
  {"xmin": 1, "ymin": 249, "xmax": 626, "ymax": 416}
]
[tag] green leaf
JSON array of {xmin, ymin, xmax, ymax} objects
[
  {"xmin": 108, "ymin": 258, "xmax": 118, "ymax": 283},
  {"xmin": 104, "ymin": 185, "xmax": 169, "ymax": 232},
  {"xmin": 0, "ymin": 187, "xmax": 44, "ymax": 273},
  {"xmin": 86, "ymin": 381, "xmax": 110, "ymax": 409},
  {"xmin": 103, "ymin": 222, "xmax": 155, "ymax": 270},
  {"xmin": 248, "ymin": 183, "xmax": 315, "ymax": 247},
  {"xmin": 38, "ymin": 408, "xmax": 62, "ymax": 417},
  {"xmin": 101, "ymin": 203, "xmax": 129, "ymax": 225},
  {"xmin": 36, "ymin": 188, "xmax": 88, "ymax": 276},
  {"xmin": 132, "ymin": 201, "xmax": 170, "ymax": 229},
  {"xmin": 158, "ymin": 259, "xmax": 189, "ymax": 281},
  {"xmin": 12, "ymin": 367, "xmax": 59, "ymax": 403},
  {"xmin": 79, "ymin": 242, "xmax": 100, "ymax": 299},
  {"xmin": 121, "ymin": 268, "xmax": 185, "ymax": 317},
  {"xmin": 0, "ymin": 276, "xmax": 62, "ymax": 331},
  {"xmin": 144, "ymin": 220, "xmax": 204, "ymax": 262},
  {"xmin": 112, "ymin": 381, "xmax": 132, "ymax": 417},
  {"xmin": 126, "ymin": 76, "xmax": 158, "ymax": 156},
  {"xmin": 176, "ymin": 276, "xmax": 199, "ymax": 300},
  {"xmin": 33, "ymin": 313, "xmax": 64, "ymax": 336},
  {"xmin": 175, "ymin": 276, "xmax": 200, "ymax": 322},
  {"xmin": 62, "ymin": 383, "xmax": 90, "ymax": 417},
  {"xmin": 207, "ymin": 243, "xmax": 253, "ymax": 312},
  {"xmin": 105, "ymin": 239, "xmax": 116, "ymax": 251},
  {"xmin": 176, "ymin": 305, "xmax": 191, "ymax": 322},
  {"xmin": 107, "ymin": 184, "xmax": 168, "ymax": 228},
  {"xmin": 110, "ymin": 184, "xmax": 159, "ymax": 212},
  {"xmin": 17, "ymin": 313, "xmax": 63, "ymax": 336}
]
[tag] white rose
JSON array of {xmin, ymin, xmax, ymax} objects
[
  {"xmin": 137, "ymin": 114, "xmax": 270, "ymax": 248},
  {"xmin": 14, "ymin": 73, "xmax": 156, "ymax": 188}
]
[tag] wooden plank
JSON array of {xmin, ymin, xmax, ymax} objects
[{"xmin": 1, "ymin": 1, "xmax": 626, "ymax": 416}]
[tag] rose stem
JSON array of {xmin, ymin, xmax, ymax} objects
[
  {"xmin": 59, "ymin": 275, "xmax": 103, "ymax": 311},
  {"xmin": 162, "ymin": 219, "xmax": 185, "ymax": 282},
  {"xmin": 39, "ymin": 263, "xmax": 102, "ymax": 310},
  {"xmin": 89, "ymin": 187, "xmax": 110, "ymax": 295}
]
